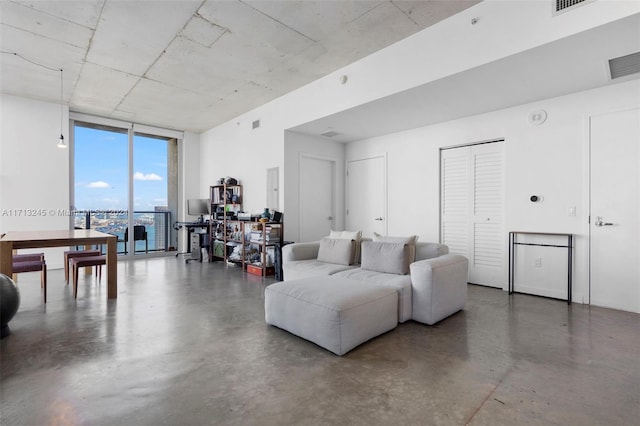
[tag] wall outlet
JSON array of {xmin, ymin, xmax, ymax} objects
[{"xmin": 534, "ymin": 257, "xmax": 542, "ymax": 268}]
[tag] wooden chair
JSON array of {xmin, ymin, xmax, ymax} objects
[
  {"xmin": 71, "ymin": 255, "xmax": 106, "ymax": 299},
  {"xmin": 12, "ymin": 253, "xmax": 47, "ymax": 303}
]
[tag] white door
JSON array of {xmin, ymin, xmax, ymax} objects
[
  {"xmin": 590, "ymin": 108, "xmax": 640, "ymax": 313},
  {"xmin": 266, "ymin": 167, "xmax": 279, "ymax": 211},
  {"xmin": 299, "ymin": 155, "xmax": 334, "ymax": 242},
  {"xmin": 346, "ymin": 156, "xmax": 386, "ymax": 238},
  {"xmin": 441, "ymin": 141, "xmax": 505, "ymax": 287},
  {"xmin": 441, "ymin": 148, "xmax": 470, "ymax": 261}
]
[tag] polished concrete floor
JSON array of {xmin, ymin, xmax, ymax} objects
[{"xmin": 1, "ymin": 257, "xmax": 638, "ymax": 425}]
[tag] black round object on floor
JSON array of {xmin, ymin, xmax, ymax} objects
[{"xmin": 0, "ymin": 273, "xmax": 21, "ymax": 339}]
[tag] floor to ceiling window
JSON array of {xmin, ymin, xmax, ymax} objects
[
  {"xmin": 133, "ymin": 132, "xmax": 176, "ymax": 255},
  {"xmin": 71, "ymin": 117, "xmax": 180, "ymax": 257}
]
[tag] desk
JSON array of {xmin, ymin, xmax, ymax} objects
[
  {"xmin": 0, "ymin": 230, "xmax": 118, "ymax": 299},
  {"xmin": 173, "ymin": 222, "xmax": 211, "ymax": 257},
  {"xmin": 508, "ymin": 231, "xmax": 573, "ymax": 305}
]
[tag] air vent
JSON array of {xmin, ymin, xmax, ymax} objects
[
  {"xmin": 609, "ymin": 52, "xmax": 640, "ymax": 80},
  {"xmin": 555, "ymin": 0, "xmax": 586, "ymax": 12},
  {"xmin": 252, "ymin": 119, "xmax": 260, "ymax": 129},
  {"xmin": 320, "ymin": 131, "xmax": 341, "ymax": 138},
  {"xmin": 554, "ymin": 0, "xmax": 594, "ymax": 15}
]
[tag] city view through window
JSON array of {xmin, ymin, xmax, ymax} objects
[{"xmin": 74, "ymin": 123, "xmax": 174, "ymax": 255}]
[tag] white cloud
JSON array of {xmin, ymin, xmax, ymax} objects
[
  {"xmin": 87, "ymin": 181, "xmax": 110, "ymax": 188},
  {"xmin": 134, "ymin": 172, "xmax": 162, "ymax": 181}
]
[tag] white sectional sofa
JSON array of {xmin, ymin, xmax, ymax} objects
[{"xmin": 265, "ymin": 236, "xmax": 468, "ymax": 355}]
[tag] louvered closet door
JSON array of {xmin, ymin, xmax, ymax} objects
[
  {"xmin": 441, "ymin": 148, "xmax": 470, "ymax": 260},
  {"xmin": 441, "ymin": 141, "xmax": 505, "ymax": 288}
]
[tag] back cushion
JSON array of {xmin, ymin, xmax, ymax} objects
[
  {"xmin": 317, "ymin": 238, "xmax": 356, "ymax": 266},
  {"xmin": 329, "ymin": 230, "xmax": 362, "ymax": 241},
  {"xmin": 360, "ymin": 241, "xmax": 411, "ymax": 275},
  {"xmin": 372, "ymin": 233, "xmax": 418, "ymax": 263},
  {"xmin": 329, "ymin": 230, "xmax": 363, "ymax": 263}
]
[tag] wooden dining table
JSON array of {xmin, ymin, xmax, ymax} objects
[{"xmin": 0, "ymin": 230, "xmax": 118, "ymax": 299}]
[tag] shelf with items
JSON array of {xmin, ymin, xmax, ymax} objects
[
  {"xmin": 224, "ymin": 220, "xmax": 245, "ymax": 264},
  {"xmin": 209, "ymin": 184, "xmax": 243, "ymax": 262},
  {"xmin": 242, "ymin": 221, "xmax": 283, "ymax": 276}
]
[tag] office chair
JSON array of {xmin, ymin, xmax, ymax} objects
[{"xmin": 121, "ymin": 226, "xmax": 148, "ymax": 254}]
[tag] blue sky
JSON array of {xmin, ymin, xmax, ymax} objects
[{"xmin": 74, "ymin": 126, "xmax": 168, "ymax": 211}]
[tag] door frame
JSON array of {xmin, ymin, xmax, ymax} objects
[
  {"xmin": 586, "ymin": 104, "xmax": 640, "ymax": 306},
  {"xmin": 346, "ymin": 153, "xmax": 388, "ymax": 237},
  {"xmin": 298, "ymin": 153, "xmax": 337, "ymax": 241}
]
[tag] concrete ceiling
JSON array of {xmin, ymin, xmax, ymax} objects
[
  {"xmin": 0, "ymin": 0, "xmax": 479, "ymax": 133},
  {"xmin": 292, "ymin": 13, "xmax": 640, "ymax": 142}
]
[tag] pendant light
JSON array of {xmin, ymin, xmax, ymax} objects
[{"xmin": 57, "ymin": 68, "xmax": 66, "ymax": 148}]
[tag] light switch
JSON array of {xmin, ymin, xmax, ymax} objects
[{"xmin": 568, "ymin": 206, "xmax": 576, "ymax": 216}]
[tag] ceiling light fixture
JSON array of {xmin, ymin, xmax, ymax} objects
[{"xmin": 57, "ymin": 68, "xmax": 66, "ymax": 148}]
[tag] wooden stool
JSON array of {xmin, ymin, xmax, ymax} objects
[
  {"xmin": 64, "ymin": 249, "xmax": 102, "ymax": 283},
  {"xmin": 71, "ymin": 255, "xmax": 106, "ymax": 299}
]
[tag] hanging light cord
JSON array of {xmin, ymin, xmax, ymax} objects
[
  {"xmin": 2, "ymin": 51, "xmax": 66, "ymax": 146},
  {"xmin": 1, "ymin": 51, "xmax": 61, "ymax": 72},
  {"xmin": 60, "ymin": 67, "xmax": 64, "ymax": 141}
]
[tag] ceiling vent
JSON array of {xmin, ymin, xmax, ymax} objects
[
  {"xmin": 609, "ymin": 52, "xmax": 640, "ymax": 80},
  {"xmin": 320, "ymin": 130, "xmax": 341, "ymax": 138},
  {"xmin": 554, "ymin": 0, "xmax": 592, "ymax": 14}
]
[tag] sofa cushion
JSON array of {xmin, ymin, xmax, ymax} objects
[
  {"xmin": 414, "ymin": 242, "xmax": 449, "ymax": 261},
  {"xmin": 361, "ymin": 241, "xmax": 411, "ymax": 275},
  {"xmin": 335, "ymin": 268, "xmax": 413, "ymax": 323},
  {"xmin": 373, "ymin": 233, "xmax": 418, "ymax": 262},
  {"xmin": 283, "ymin": 259, "xmax": 358, "ymax": 281},
  {"xmin": 265, "ymin": 276, "xmax": 398, "ymax": 355},
  {"xmin": 329, "ymin": 229, "xmax": 362, "ymax": 241},
  {"xmin": 330, "ymin": 230, "xmax": 363, "ymax": 263},
  {"xmin": 372, "ymin": 233, "xmax": 418, "ymax": 245},
  {"xmin": 317, "ymin": 237, "xmax": 356, "ymax": 265}
]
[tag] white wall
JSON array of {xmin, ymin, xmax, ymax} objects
[
  {"xmin": 199, "ymin": 1, "xmax": 638, "ymax": 242},
  {"xmin": 0, "ymin": 94, "xmax": 70, "ymax": 268},
  {"xmin": 345, "ymin": 79, "xmax": 640, "ymax": 304},
  {"xmin": 199, "ymin": 109, "xmax": 285, "ymax": 220}
]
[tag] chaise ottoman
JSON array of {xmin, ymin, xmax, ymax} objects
[{"xmin": 265, "ymin": 276, "xmax": 398, "ymax": 356}]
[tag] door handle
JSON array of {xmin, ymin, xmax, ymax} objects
[
  {"xmin": 594, "ymin": 216, "xmax": 614, "ymax": 227},
  {"xmin": 374, "ymin": 217, "xmax": 383, "ymax": 221}
]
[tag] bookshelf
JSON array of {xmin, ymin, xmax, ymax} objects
[
  {"xmin": 243, "ymin": 221, "xmax": 283, "ymax": 276},
  {"xmin": 209, "ymin": 184, "xmax": 243, "ymax": 262}
]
